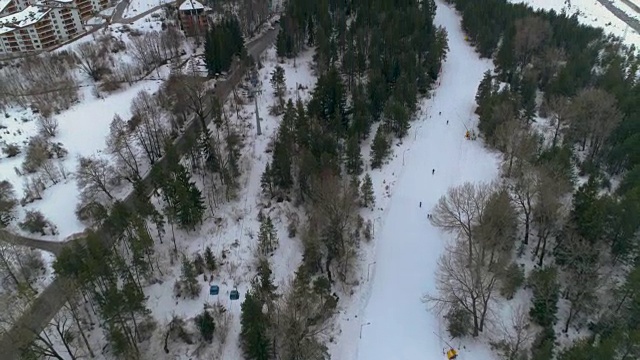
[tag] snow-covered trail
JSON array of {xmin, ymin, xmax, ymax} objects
[{"xmin": 354, "ymin": 2, "xmax": 500, "ymax": 360}]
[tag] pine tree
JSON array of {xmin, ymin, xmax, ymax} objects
[
  {"xmin": 383, "ymin": 97, "xmax": 410, "ymax": 138},
  {"xmin": 199, "ymin": 129, "xmax": 219, "ymax": 173},
  {"xmin": 528, "ymin": 267, "xmax": 559, "ymax": 328},
  {"xmin": 258, "ymin": 216, "xmax": 278, "ymax": 256},
  {"xmin": 204, "ymin": 246, "xmax": 216, "ymax": 272},
  {"xmin": 371, "ymin": 126, "xmax": 390, "ymax": 169},
  {"xmin": 204, "ymin": 16, "xmax": 246, "ymax": 76},
  {"xmin": 345, "ymin": 135, "xmax": 363, "ymax": 175},
  {"xmin": 571, "ymin": 176, "xmax": 605, "ymax": 243},
  {"xmin": 271, "ymin": 138, "xmax": 293, "ymax": 191},
  {"xmin": 260, "ymin": 164, "xmax": 275, "ymax": 198},
  {"xmin": 180, "ymin": 256, "xmax": 201, "ymax": 299},
  {"xmin": 475, "ymin": 70, "xmax": 494, "ymax": 109},
  {"xmin": 520, "ymin": 72, "xmax": 537, "ymax": 123},
  {"xmin": 195, "ymin": 307, "xmax": 215, "ymax": 342},
  {"xmin": 256, "ymin": 258, "xmax": 277, "ymax": 302},
  {"xmin": 270, "ymin": 65, "xmax": 286, "ymax": 111},
  {"xmin": 170, "ymin": 165, "xmax": 206, "ymax": 230},
  {"xmin": 360, "ymin": 174, "xmax": 375, "ymax": 208},
  {"xmin": 350, "ymin": 176, "xmax": 361, "ymax": 196},
  {"xmin": 240, "ymin": 290, "xmax": 271, "ymax": 360}
]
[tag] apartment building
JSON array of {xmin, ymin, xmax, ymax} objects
[{"xmin": 0, "ymin": 0, "xmax": 107, "ymax": 55}]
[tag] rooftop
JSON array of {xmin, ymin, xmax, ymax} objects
[
  {"xmin": 0, "ymin": 0, "xmax": 12, "ymax": 14},
  {"xmin": 178, "ymin": 0, "xmax": 204, "ymax": 11},
  {"xmin": 0, "ymin": 5, "xmax": 50, "ymax": 35}
]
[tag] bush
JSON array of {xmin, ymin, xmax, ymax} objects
[
  {"xmin": 193, "ymin": 253, "xmax": 205, "ymax": 275},
  {"xmin": 195, "ymin": 308, "xmax": 215, "ymax": 342},
  {"xmin": 173, "ymin": 279, "xmax": 183, "ymax": 298},
  {"xmin": 445, "ymin": 305, "xmax": 471, "ymax": 338},
  {"xmin": 500, "ymin": 262, "xmax": 525, "ymax": 300},
  {"xmin": 363, "ymin": 220, "xmax": 373, "ymax": 241},
  {"xmin": 22, "ymin": 136, "xmax": 49, "ymax": 173},
  {"xmin": 287, "ymin": 217, "xmax": 298, "ymax": 238},
  {"xmin": 75, "ymin": 199, "xmax": 109, "ymax": 225},
  {"xmin": 19, "ymin": 249, "xmax": 45, "ymax": 284},
  {"xmin": 37, "ymin": 115, "xmax": 58, "ymax": 138},
  {"xmin": 2, "ymin": 143, "xmax": 20, "ymax": 157},
  {"xmin": 19, "ymin": 210, "xmax": 58, "ymax": 235}
]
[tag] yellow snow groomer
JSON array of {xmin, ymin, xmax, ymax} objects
[{"xmin": 446, "ymin": 348, "xmax": 458, "ymax": 360}]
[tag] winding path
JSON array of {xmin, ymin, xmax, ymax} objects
[{"xmin": 0, "ymin": 29, "xmax": 278, "ymax": 359}]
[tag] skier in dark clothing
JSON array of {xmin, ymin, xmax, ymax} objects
[
  {"xmin": 419, "ymin": 202, "xmax": 422, "ymax": 208},
  {"xmin": 432, "ymin": 169, "xmax": 435, "ymax": 175}
]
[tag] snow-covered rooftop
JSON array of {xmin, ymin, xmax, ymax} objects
[
  {"xmin": 178, "ymin": 0, "xmax": 204, "ymax": 11},
  {"xmin": 0, "ymin": 0, "xmax": 11, "ymax": 14},
  {"xmin": 0, "ymin": 5, "xmax": 50, "ymax": 35}
]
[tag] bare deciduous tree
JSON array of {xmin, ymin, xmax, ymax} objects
[
  {"xmin": 514, "ymin": 16, "xmax": 552, "ymax": 66},
  {"xmin": 129, "ymin": 90, "xmax": 168, "ymax": 164},
  {"xmin": 75, "ymin": 155, "xmax": 119, "ymax": 201},
  {"xmin": 129, "ymin": 31, "xmax": 163, "ymax": 72},
  {"xmin": 0, "ymin": 52, "xmax": 79, "ymax": 113},
  {"xmin": 22, "ymin": 175, "xmax": 45, "ymax": 204},
  {"xmin": 0, "ymin": 243, "xmax": 43, "ymax": 293},
  {"xmin": 239, "ymin": 0, "xmax": 270, "ymax": 36},
  {"xmin": 474, "ymin": 188, "xmax": 518, "ymax": 267},
  {"xmin": 531, "ymin": 169, "xmax": 564, "ymax": 266},
  {"xmin": 40, "ymin": 159, "xmax": 61, "ymax": 185},
  {"xmin": 74, "ymin": 42, "xmax": 107, "ymax": 81},
  {"xmin": 490, "ymin": 305, "xmax": 535, "ymax": 360},
  {"xmin": 106, "ymin": 114, "xmax": 142, "ymax": 182},
  {"xmin": 566, "ymin": 88, "xmax": 621, "ymax": 162},
  {"xmin": 22, "ymin": 310, "xmax": 84, "ymax": 360},
  {"xmin": 535, "ymin": 47, "xmax": 566, "ymax": 90},
  {"xmin": 169, "ymin": 75, "xmax": 213, "ymax": 131},
  {"xmin": 22, "ymin": 136, "xmax": 50, "ymax": 174},
  {"xmin": 160, "ymin": 26, "xmax": 184, "ymax": 60},
  {"xmin": 423, "ymin": 240, "xmax": 499, "ymax": 337},
  {"xmin": 0, "ymin": 180, "xmax": 17, "ymax": 227},
  {"xmin": 309, "ymin": 175, "xmax": 359, "ymax": 282},
  {"xmin": 431, "ymin": 181, "xmax": 495, "ymax": 264},
  {"xmin": 273, "ymin": 277, "xmax": 333, "ymax": 359},
  {"xmin": 545, "ymin": 95, "xmax": 569, "ymax": 148},
  {"xmin": 556, "ymin": 229, "xmax": 601, "ymax": 333},
  {"xmin": 37, "ymin": 115, "xmax": 59, "ymax": 138},
  {"xmin": 495, "ymin": 120, "xmax": 538, "ymax": 177},
  {"xmin": 510, "ymin": 164, "xmax": 538, "ymax": 245}
]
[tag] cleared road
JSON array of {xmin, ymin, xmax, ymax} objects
[
  {"xmin": 597, "ymin": 0, "xmax": 640, "ymax": 35},
  {"xmin": 0, "ymin": 28, "xmax": 278, "ymax": 359}
]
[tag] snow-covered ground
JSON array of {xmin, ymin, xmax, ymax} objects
[
  {"xmin": 99, "ymin": 6, "xmax": 116, "ymax": 17},
  {"xmin": 509, "ymin": 0, "xmax": 640, "ymax": 46},
  {"xmin": 330, "ymin": 2, "xmax": 501, "ymax": 359},
  {"xmin": 0, "ymin": 82, "xmax": 162, "ymax": 238},
  {"xmin": 0, "ymin": 11, "xmax": 174, "ymax": 240},
  {"xmin": 124, "ymin": 0, "xmax": 172, "ymax": 18},
  {"xmin": 140, "ymin": 47, "xmax": 317, "ymax": 359}
]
